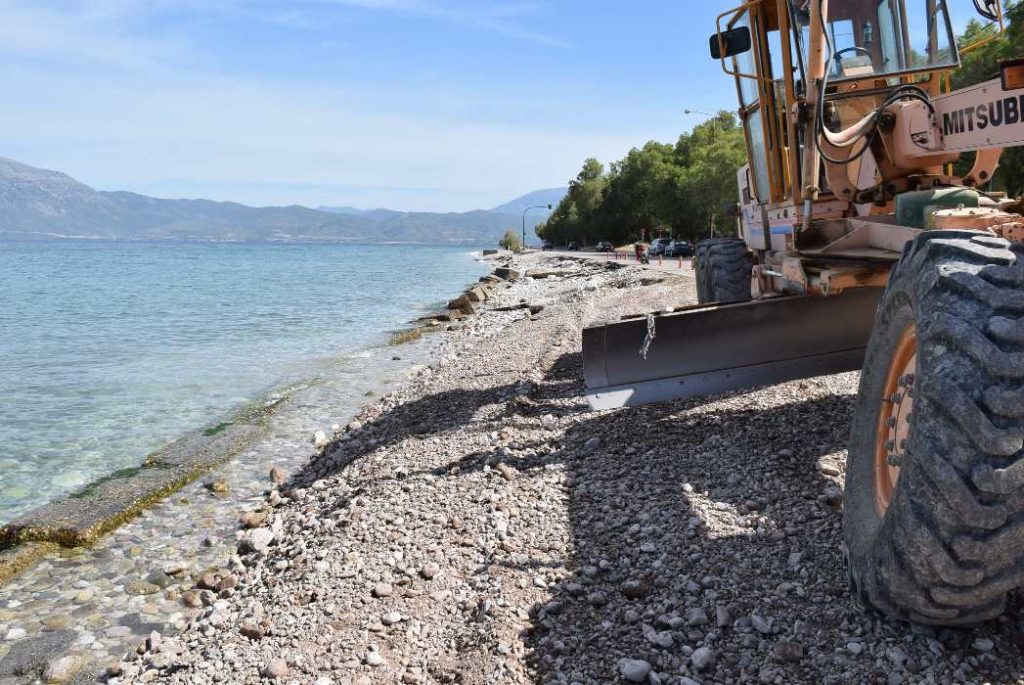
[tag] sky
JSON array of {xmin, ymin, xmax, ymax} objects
[{"xmin": 0, "ymin": 1, "xmax": 984, "ymax": 212}]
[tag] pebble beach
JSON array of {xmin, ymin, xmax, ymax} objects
[{"xmin": 4, "ymin": 251, "xmax": 1024, "ymax": 684}]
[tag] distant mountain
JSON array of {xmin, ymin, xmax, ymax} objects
[
  {"xmin": 490, "ymin": 187, "xmax": 566, "ymax": 216},
  {"xmin": 316, "ymin": 206, "xmax": 403, "ymax": 222},
  {"xmin": 0, "ymin": 157, "xmax": 530, "ymax": 244}
]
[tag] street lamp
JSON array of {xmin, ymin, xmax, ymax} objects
[
  {"xmin": 683, "ymin": 108, "xmax": 736, "ymax": 140},
  {"xmin": 522, "ymin": 204, "xmax": 552, "ymax": 249}
]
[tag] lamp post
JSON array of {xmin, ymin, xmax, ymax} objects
[
  {"xmin": 683, "ymin": 108, "xmax": 735, "ymax": 139},
  {"xmin": 522, "ymin": 204, "xmax": 552, "ymax": 250}
]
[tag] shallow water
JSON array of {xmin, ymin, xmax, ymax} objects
[{"xmin": 0, "ymin": 240, "xmax": 487, "ymax": 523}]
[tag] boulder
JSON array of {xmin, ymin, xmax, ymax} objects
[
  {"xmin": 446, "ymin": 295, "xmax": 475, "ymax": 315},
  {"xmin": 493, "ymin": 267, "xmax": 520, "ymax": 281},
  {"xmin": 465, "ymin": 287, "xmax": 487, "ymax": 304},
  {"xmin": 239, "ymin": 528, "xmax": 274, "ymax": 554}
]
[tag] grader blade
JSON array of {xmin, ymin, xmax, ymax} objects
[{"xmin": 583, "ymin": 288, "xmax": 882, "ymax": 410}]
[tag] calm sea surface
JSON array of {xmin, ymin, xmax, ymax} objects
[{"xmin": 0, "ymin": 240, "xmax": 488, "ymax": 524}]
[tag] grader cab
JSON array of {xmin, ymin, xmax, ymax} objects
[{"xmin": 583, "ymin": 0, "xmax": 1024, "ymax": 625}]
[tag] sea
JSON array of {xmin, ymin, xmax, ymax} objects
[{"xmin": 0, "ymin": 240, "xmax": 489, "ymax": 524}]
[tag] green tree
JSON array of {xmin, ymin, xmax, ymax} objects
[
  {"xmin": 499, "ymin": 229, "xmax": 522, "ymax": 253},
  {"xmin": 538, "ymin": 113, "xmax": 744, "ymax": 246},
  {"xmin": 951, "ymin": 3, "xmax": 1024, "ymax": 196}
]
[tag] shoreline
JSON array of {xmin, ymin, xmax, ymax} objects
[
  {"xmin": 109, "ymin": 251, "xmax": 681, "ymax": 685},
  {"xmin": 0, "ymin": 251, "xmax": 506, "ymax": 678},
  {"xmin": 0, "ymin": 248, "xmax": 493, "ymax": 581}
]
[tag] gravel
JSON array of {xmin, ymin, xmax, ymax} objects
[{"xmin": 115, "ymin": 253, "xmax": 1024, "ymax": 684}]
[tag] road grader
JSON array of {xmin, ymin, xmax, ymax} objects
[{"xmin": 582, "ymin": 0, "xmax": 1024, "ymax": 625}]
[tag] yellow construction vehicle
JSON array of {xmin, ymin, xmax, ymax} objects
[{"xmin": 583, "ymin": 0, "xmax": 1024, "ymax": 625}]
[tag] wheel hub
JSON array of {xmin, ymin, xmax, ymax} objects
[{"xmin": 874, "ymin": 325, "xmax": 917, "ymax": 516}]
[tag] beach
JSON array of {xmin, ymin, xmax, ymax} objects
[{"xmin": 4, "ymin": 252, "xmax": 1024, "ymax": 684}]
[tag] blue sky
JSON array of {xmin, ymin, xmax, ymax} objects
[{"xmin": 0, "ymin": 1, "xmax": 982, "ymax": 211}]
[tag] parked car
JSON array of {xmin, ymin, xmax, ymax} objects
[
  {"xmin": 567, "ymin": 241, "xmax": 580, "ymax": 251},
  {"xmin": 595, "ymin": 240, "xmax": 613, "ymax": 252},
  {"xmin": 666, "ymin": 239, "xmax": 693, "ymax": 257},
  {"xmin": 541, "ymin": 240, "xmax": 553, "ymax": 251},
  {"xmin": 648, "ymin": 238, "xmax": 672, "ymax": 256}
]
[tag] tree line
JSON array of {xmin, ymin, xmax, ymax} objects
[
  {"xmin": 538, "ymin": 4, "xmax": 1024, "ymax": 248},
  {"xmin": 536, "ymin": 112, "xmax": 746, "ymax": 247}
]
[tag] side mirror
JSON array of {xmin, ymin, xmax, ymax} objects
[
  {"xmin": 973, "ymin": 0, "xmax": 1000, "ymax": 22},
  {"xmin": 710, "ymin": 26, "xmax": 752, "ymax": 60}
]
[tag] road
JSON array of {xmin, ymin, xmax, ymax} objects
[{"xmin": 541, "ymin": 248, "xmax": 695, "ymax": 275}]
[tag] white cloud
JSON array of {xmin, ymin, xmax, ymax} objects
[{"xmin": 0, "ymin": 1, "xmax": 616, "ymax": 210}]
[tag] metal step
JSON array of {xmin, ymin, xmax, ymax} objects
[{"xmin": 582, "ymin": 288, "xmax": 882, "ymax": 410}]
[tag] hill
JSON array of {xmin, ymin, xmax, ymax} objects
[
  {"xmin": 490, "ymin": 188, "xmax": 566, "ymax": 216},
  {"xmin": 0, "ymin": 158, "xmax": 531, "ymax": 244}
]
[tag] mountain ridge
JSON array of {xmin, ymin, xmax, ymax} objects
[{"xmin": 0, "ymin": 157, "xmax": 565, "ymax": 244}]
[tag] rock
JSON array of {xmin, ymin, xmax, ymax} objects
[
  {"xmin": 381, "ymin": 611, "xmax": 402, "ymax": 626},
  {"xmin": 269, "ymin": 466, "xmax": 287, "ymax": 484},
  {"xmin": 365, "ymin": 651, "xmax": 385, "ymax": 667},
  {"xmin": 263, "ymin": 658, "xmax": 290, "ymax": 679},
  {"xmin": 691, "ymin": 646, "xmax": 715, "ymax": 670},
  {"xmin": 240, "ymin": 623, "xmax": 265, "ymax": 640},
  {"xmin": 495, "ymin": 463, "xmax": 516, "ymax": 481},
  {"xmin": 847, "ymin": 642, "xmax": 864, "ymax": 655},
  {"xmin": 198, "ymin": 569, "xmax": 227, "ymax": 590},
  {"xmin": 372, "ymin": 583, "xmax": 394, "ymax": 598},
  {"xmin": 42, "ymin": 653, "xmax": 85, "ymax": 683},
  {"xmin": 886, "ymin": 646, "xmax": 907, "ymax": 668},
  {"xmin": 312, "ymin": 430, "xmax": 330, "ymax": 448},
  {"xmin": 240, "ymin": 511, "xmax": 268, "ymax": 529},
  {"xmin": 180, "ymin": 590, "xmax": 202, "ymax": 608},
  {"xmin": 621, "ymin": 579, "xmax": 650, "ymax": 599},
  {"xmin": 584, "ymin": 437, "xmax": 601, "ymax": 451},
  {"xmin": 239, "ymin": 528, "xmax": 274, "ymax": 554},
  {"xmin": 204, "ymin": 480, "xmax": 229, "ymax": 494},
  {"xmin": 420, "ymin": 563, "xmax": 440, "ymax": 580},
  {"xmin": 493, "ymin": 267, "xmax": 520, "ymax": 281},
  {"xmin": 465, "ymin": 287, "xmax": 487, "ymax": 303},
  {"xmin": 643, "ymin": 624, "xmax": 673, "ymax": 648},
  {"xmin": 817, "ymin": 458, "xmax": 841, "ymax": 477},
  {"xmin": 774, "ymin": 640, "xmax": 804, "ymax": 662},
  {"xmin": 715, "ymin": 604, "xmax": 731, "ymax": 628},
  {"xmin": 446, "ymin": 294, "xmax": 475, "ymax": 315},
  {"xmin": 40, "ymin": 615, "xmax": 71, "ymax": 632},
  {"xmin": 0, "ymin": 630, "xmax": 77, "ymax": 679},
  {"xmin": 617, "ymin": 658, "xmax": 651, "ymax": 683},
  {"xmin": 528, "ymin": 304, "xmax": 545, "ymax": 315},
  {"xmin": 973, "ymin": 637, "xmax": 995, "ymax": 652},
  {"xmin": 125, "ymin": 579, "xmax": 161, "ymax": 596},
  {"xmin": 751, "ymin": 614, "xmax": 772, "ymax": 634},
  {"xmin": 685, "ymin": 607, "xmax": 709, "ymax": 627},
  {"xmin": 144, "ymin": 569, "xmax": 173, "ymax": 588}
]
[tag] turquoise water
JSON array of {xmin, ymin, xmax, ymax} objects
[{"xmin": 0, "ymin": 240, "xmax": 487, "ymax": 523}]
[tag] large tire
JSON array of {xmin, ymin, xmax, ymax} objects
[
  {"xmin": 694, "ymin": 238, "xmax": 752, "ymax": 305},
  {"xmin": 845, "ymin": 230, "xmax": 1024, "ymax": 625}
]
